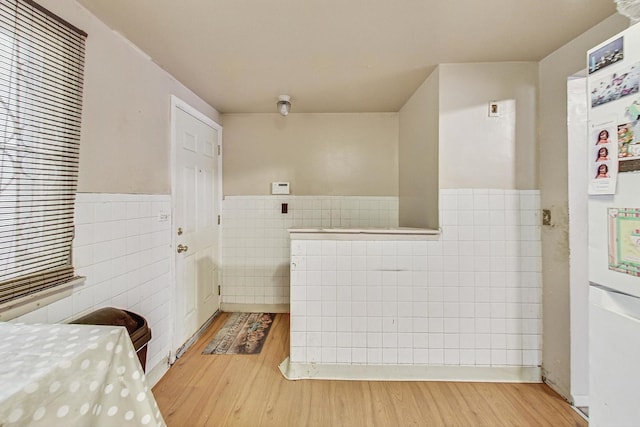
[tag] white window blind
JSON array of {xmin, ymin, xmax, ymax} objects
[{"xmin": 0, "ymin": 0, "xmax": 86, "ymax": 306}]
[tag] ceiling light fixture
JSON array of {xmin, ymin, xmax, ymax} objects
[
  {"xmin": 615, "ymin": 0, "xmax": 640, "ymax": 23},
  {"xmin": 277, "ymin": 95, "xmax": 291, "ymax": 116}
]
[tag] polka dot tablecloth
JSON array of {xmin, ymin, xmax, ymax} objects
[{"xmin": 0, "ymin": 322, "xmax": 166, "ymax": 427}]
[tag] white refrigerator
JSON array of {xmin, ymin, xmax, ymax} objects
[{"xmin": 587, "ymin": 22, "xmax": 640, "ymax": 427}]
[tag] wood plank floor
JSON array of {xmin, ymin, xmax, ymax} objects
[{"xmin": 152, "ymin": 313, "xmax": 587, "ymax": 427}]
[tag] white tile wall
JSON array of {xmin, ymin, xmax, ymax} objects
[
  {"xmin": 289, "ymin": 189, "xmax": 542, "ymax": 368},
  {"xmin": 13, "ymin": 193, "xmax": 172, "ymax": 373},
  {"xmin": 221, "ymin": 196, "xmax": 398, "ymax": 305}
]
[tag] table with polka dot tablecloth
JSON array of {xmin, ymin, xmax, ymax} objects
[{"xmin": 0, "ymin": 322, "xmax": 166, "ymax": 426}]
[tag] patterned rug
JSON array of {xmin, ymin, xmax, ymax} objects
[{"xmin": 202, "ymin": 312, "xmax": 275, "ymax": 355}]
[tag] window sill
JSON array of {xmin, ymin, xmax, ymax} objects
[{"xmin": 0, "ymin": 277, "xmax": 86, "ymax": 321}]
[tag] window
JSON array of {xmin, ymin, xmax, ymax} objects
[{"xmin": 0, "ymin": 0, "xmax": 86, "ymax": 311}]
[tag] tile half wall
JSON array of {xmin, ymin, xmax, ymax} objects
[
  {"xmin": 221, "ymin": 195, "xmax": 399, "ymax": 308},
  {"xmin": 13, "ymin": 193, "xmax": 173, "ymax": 384},
  {"xmin": 224, "ymin": 189, "xmax": 542, "ymax": 370}
]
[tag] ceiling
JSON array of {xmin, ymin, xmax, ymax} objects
[{"xmin": 76, "ymin": 0, "xmax": 618, "ymax": 114}]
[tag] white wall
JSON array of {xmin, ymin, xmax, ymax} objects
[
  {"xmin": 398, "ymin": 67, "xmax": 440, "ymax": 229},
  {"xmin": 538, "ymin": 13, "xmax": 629, "ymax": 400},
  {"xmin": 439, "ymin": 62, "xmax": 538, "ymax": 190}
]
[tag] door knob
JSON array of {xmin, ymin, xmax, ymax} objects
[{"xmin": 177, "ymin": 244, "xmax": 189, "ymax": 253}]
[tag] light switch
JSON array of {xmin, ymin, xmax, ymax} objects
[{"xmin": 489, "ymin": 101, "xmax": 499, "ymax": 117}]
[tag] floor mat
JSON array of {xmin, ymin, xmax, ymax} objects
[{"xmin": 202, "ymin": 312, "xmax": 275, "ymax": 355}]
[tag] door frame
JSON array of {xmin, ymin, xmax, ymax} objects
[{"xmin": 169, "ymin": 95, "xmax": 223, "ymax": 361}]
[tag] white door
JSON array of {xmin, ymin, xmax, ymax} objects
[{"xmin": 172, "ymin": 97, "xmax": 222, "ymax": 352}]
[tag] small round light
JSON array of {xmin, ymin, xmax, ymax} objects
[{"xmin": 277, "ymin": 95, "xmax": 291, "ymax": 116}]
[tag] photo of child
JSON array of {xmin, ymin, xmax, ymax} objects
[
  {"xmin": 596, "ymin": 146, "xmax": 610, "ymax": 161},
  {"xmin": 596, "ymin": 129, "xmax": 610, "ymax": 145},
  {"xmin": 588, "ymin": 120, "xmax": 617, "ymax": 194},
  {"xmin": 596, "ymin": 163, "xmax": 610, "ymax": 179}
]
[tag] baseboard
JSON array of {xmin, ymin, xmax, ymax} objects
[
  {"xmin": 573, "ymin": 405, "xmax": 589, "ymax": 421},
  {"xmin": 542, "ymin": 370, "xmax": 572, "ymax": 402},
  {"xmin": 173, "ymin": 310, "xmax": 221, "ymax": 361},
  {"xmin": 148, "ymin": 311, "xmax": 220, "ymax": 388},
  {"xmin": 220, "ymin": 303, "xmax": 290, "ymax": 313},
  {"xmin": 571, "ymin": 394, "xmax": 589, "ymax": 408},
  {"xmin": 146, "ymin": 358, "xmax": 170, "ymax": 388},
  {"xmin": 278, "ymin": 357, "xmax": 542, "ymax": 383}
]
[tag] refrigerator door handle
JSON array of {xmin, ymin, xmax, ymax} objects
[{"xmin": 589, "ymin": 282, "xmax": 640, "ymax": 300}]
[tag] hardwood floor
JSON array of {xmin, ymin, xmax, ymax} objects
[{"xmin": 153, "ymin": 313, "xmax": 587, "ymax": 427}]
